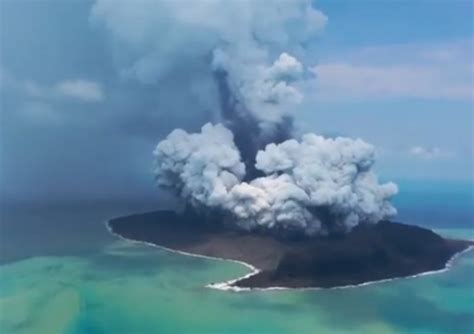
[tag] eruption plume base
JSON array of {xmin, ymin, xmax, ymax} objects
[{"xmin": 153, "ymin": 123, "xmax": 398, "ymax": 237}]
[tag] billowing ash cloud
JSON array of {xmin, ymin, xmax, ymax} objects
[
  {"xmin": 153, "ymin": 123, "xmax": 245, "ymax": 208},
  {"xmin": 154, "ymin": 123, "xmax": 398, "ymax": 236},
  {"xmin": 213, "ymin": 52, "xmax": 305, "ymax": 178},
  {"xmin": 247, "ymin": 134, "xmax": 398, "ymax": 235},
  {"xmin": 92, "ymin": 0, "xmax": 326, "ymax": 175},
  {"xmin": 94, "ymin": 0, "xmax": 398, "ymax": 236}
]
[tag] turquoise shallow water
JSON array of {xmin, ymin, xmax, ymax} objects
[
  {"xmin": 1, "ymin": 227, "xmax": 473, "ymax": 333},
  {"xmin": 0, "ymin": 195, "xmax": 473, "ymax": 334}
]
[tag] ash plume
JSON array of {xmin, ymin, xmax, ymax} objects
[
  {"xmin": 213, "ymin": 53, "xmax": 300, "ymax": 179},
  {"xmin": 154, "ymin": 124, "xmax": 398, "ymax": 236},
  {"xmin": 93, "ymin": 0, "xmax": 398, "ymax": 236}
]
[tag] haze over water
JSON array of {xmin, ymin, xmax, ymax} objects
[{"xmin": 0, "ymin": 180, "xmax": 473, "ymax": 334}]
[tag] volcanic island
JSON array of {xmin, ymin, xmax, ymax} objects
[{"xmin": 108, "ymin": 210, "xmax": 473, "ymax": 290}]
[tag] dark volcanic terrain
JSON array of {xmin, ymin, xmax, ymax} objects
[{"xmin": 108, "ymin": 210, "xmax": 473, "ymax": 289}]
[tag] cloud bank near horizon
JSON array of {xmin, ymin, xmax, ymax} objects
[{"xmin": 311, "ymin": 40, "xmax": 473, "ymax": 101}]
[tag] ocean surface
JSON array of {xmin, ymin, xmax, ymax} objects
[{"xmin": 1, "ymin": 180, "xmax": 473, "ymax": 334}]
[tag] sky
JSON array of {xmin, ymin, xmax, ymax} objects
[{"xmin": 0, "ymin": 0, "xmax": 472, "ymax": 203}]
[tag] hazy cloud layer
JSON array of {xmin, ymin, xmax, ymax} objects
[
  {"xmin": 409, "ymin": 146, "xmax": 452, "ymax": 160},
  {"xmin": 54, "ymin": 80, "xmax": 104, "ymax": 102},
  {"xmin": 310, "ymin": 40, "xmax": 473, "ymax": 101},
  {"xmin": 1, "ymin": 70, "xmax": 105, "ymax": 103}
]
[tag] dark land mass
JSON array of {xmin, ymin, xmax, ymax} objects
[{"xmin": 108, "ymin": 210, "xmax": 473, "ymax": 289}]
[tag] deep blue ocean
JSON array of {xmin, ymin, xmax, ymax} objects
[{"xmin": 393, "ymin": 179, "xmax": 473, "ymax": 229}]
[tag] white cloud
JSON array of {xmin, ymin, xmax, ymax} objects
[
  {"xmin": 24, "ymin": 79, "xmax": 104, "ymax": 102},
  {"xmin": 408, "ymin": 146, "xmax": 451, "ymax": 159},
  {"xmin": 54, "ymin": 80, "xmax": 104, "ymax": 102},
  {"xmin": 1, "ymin": 73, "xmax": 105, "ymax": 124},
  {"xmin": 309, "ymin": 39, "xmax": 473, "ymax": 101},
  {"xmin": 312, "ymin": 63, "xmax": 472, "ymax": 100}
]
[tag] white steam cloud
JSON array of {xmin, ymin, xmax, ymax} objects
[
  {"xmin": 153, "ymin": 123, "xmax": 245, "ymax": 208},
  {"xmin": 154, "ymin": 123, "xmax": 398, "ymax": 236},
  {"xmin": 93, "ymin": 0, "xmax": 398, "ymax": 237}
]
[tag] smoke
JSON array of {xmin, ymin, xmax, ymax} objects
[
  {"xmin": 249, "ymin": 134, "xmax": 398, "ymax": 234},
  {"xmin": 93, "ymin": 0, "xmax": 398, "ymax": 236},
  {"xmin": 154, "ymin": 124, "xmax": 398, "ymax": 236},
  {"xmin": 91, "ymin": 0, "xmax": 326, "ymax": 165},
  {"xmin": 152, "ymin": 123, "xmax": 245, "ymax": 209},
  {"xmin": 213, "ymin": 52, "xmax": 303, "ymax": 178}
]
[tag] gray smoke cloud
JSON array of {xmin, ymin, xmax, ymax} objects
[
  {"xmin": 92, "ymin": 0, "xmax": 326, "ymax": 166},
  {"xmin": 93, "ymin": 0, "xmax": 398, "ymax": 236}
]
